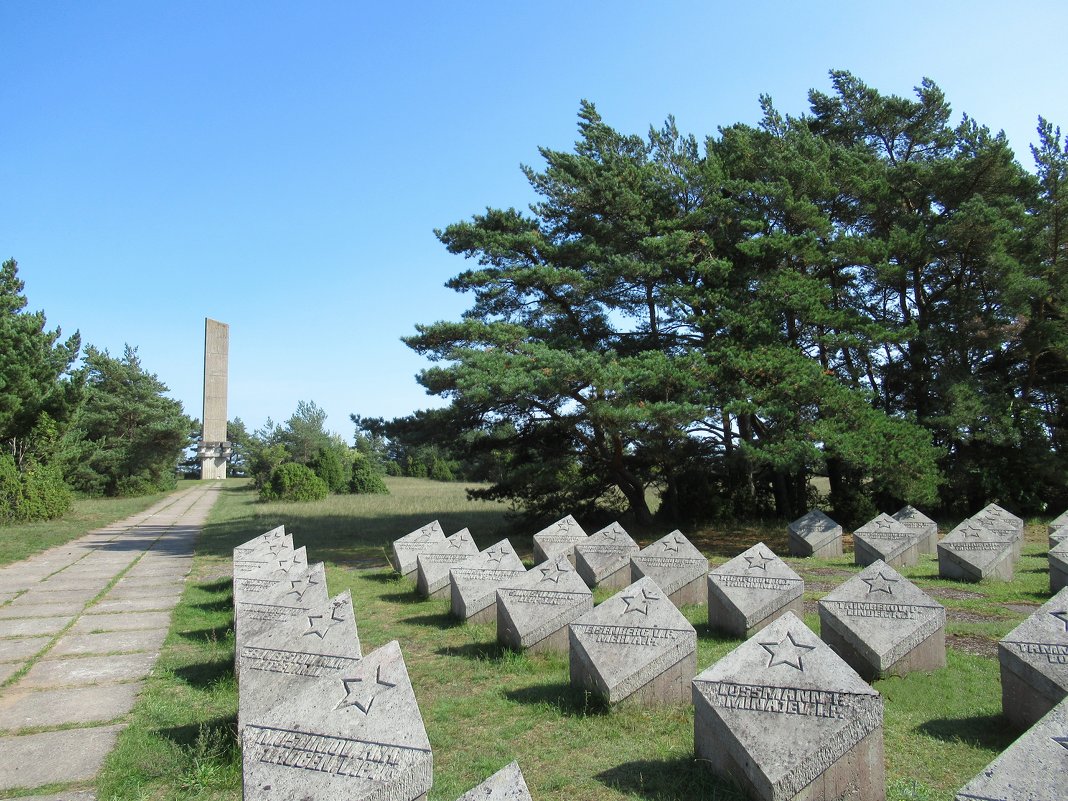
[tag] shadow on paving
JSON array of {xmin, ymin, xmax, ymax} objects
[
  {"xmin": 596, "ymin": 756, "xmax": 744, "ymax": 800},
  {"xmin": 916, "ymin": 713, "xmax": 1019, "ymax": 751}
]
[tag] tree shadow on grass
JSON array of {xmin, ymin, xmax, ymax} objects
[
  {"xmin": 379, "ymin": 590, "xmax": 426, "ymax": 606},
  {"xmin": 363, "ymin": 570, "xmax": 403, "ymax": 585},
  {"xmin": 401, "ymin": 611, "xmax": 460, "ymax": 629},
  {"xmin": 596, "ymin": 756, "xmax": 743, "ymax": 800},
  {"xmin": 916, "ymin": 713, "xmax": 1018, "ymax": 751},
  {"xmin": 195, "ymin": 578, "xmax": 232, "ymax": 594},
  {"xmin": 503, "ymin": 681, "xmax": 610, "ymax": 717},
  {"xmin": 158, "ymin": 715, "xmax": 238, "ymax": 750},
  {"xmin": 178, "ymin": 625, "xmax": 234, "ymax": 645},
  {"xmin": 173, "ymin": 658, "xmax": 234, "ymax": 689},
  {"xmin": 192, "ymin": 597, "xmax": 235, "ymax": 613},
  {"xmin": 435, "ymin": 641, "xmax": 516, "ymax": 662}
]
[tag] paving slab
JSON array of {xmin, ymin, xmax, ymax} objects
[
  {"xmin": 105, "ymin": 582, "xmax": 185, "ymax": 600},
  {"xmin": 0, "ymin": 724, "xmax": 124, "ymax": 790},
  {"xmin": 0, "ymin": 791, "xmax": 96, "ymax": 801},
  {"xmin": 111, "ymin": 575, "xmax": 187, "ymax": 590},
  {"xmin": 19, "ymin": 651, "xmax": 158, "ymax": 688},
  {"xmin": 49, "ymin": 628, "xmax": 167, "ymax": 657},
  {"xmin": 86, "ymin": 596, "xmax": 182, "ymax": 614},
  {"xmin": 0, "ymin": 600, "xmax": 87, "ymax": 619},
  {"xmin": 0, "ymin": 637, "xmax": 50, "ymax": 663},
  {"xmin": 69, "ymin": 610, "xmax": 173, "ymax": 634},
  {"xmin": 0, "ymin": 664, "xmax": 20, "ymax": 684},
  {"xmin": 0, "ymin": 682, "xmax": 143, "ymax": 730},
  {"xmin": 0, "ymin": 616, "xmax": 73, "ymax": 638}
]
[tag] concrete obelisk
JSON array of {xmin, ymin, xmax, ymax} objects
[{"xmin": 198, "ymin": 318, "xmax": 231, "ymax": 479}]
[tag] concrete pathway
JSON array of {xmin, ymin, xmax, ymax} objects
[{"xmin": 0, "ymin": 482, "xmax": 221, "ymax": 800}]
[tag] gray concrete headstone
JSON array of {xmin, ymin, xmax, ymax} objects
[
  {"xmin": 692, "ymin": 612, "xmax": 885, "ymax": 801},
  {"xmin": 233, "ymin": 547, "xmax": 310, "ymax": 607},
  {"xmin": 630, "ymin": 530, "xmax": 709, "ymax": 606},
  {"xmin": 390, "ymin": 520, "xmax": 446, "ymax": 579},
  {"xmin": 937, "ymin": 520, "xmax": 1014, "ymax": 582},
  {"xmin": 234, "ymin": 525, "xmax": 287, "ymax": 558},
  {"xmin": 998, "ymin": 586, "xmax": 1068, "ymax": 730},
  {"xmin": 569, "ymin": 576, "xmax": 696, "ymax": 706},
  {"xmin": 1051, "ymin": 540, "xmax": 1068, "ymax": 595},
  {"xmin": 788, "ymin": 510, "xmax": 843, "ymax": 558},
  {"xmin": 450, "ymin": 540, "xmax": 526, "ymax": 624},
  {"xmin": 818, "ymin": 560, "xmax": 946, "ymax": 680},
  {"xmin": 955, "ymin": 695, "xmax": 1068, "ymax": 801},
  {"xmin": 892, "ymin": 505, "xmax": 938, "ymax": 554},
  {"xmin": 415, "ymin": 528, "xmax": 480, "ymax": 599},
  {"xmin": 241, "ymin": 640, "xmax": 432, "ymax": 801},
  {"xmin": 235, "ymin": 561, "xmax": 331, "ymax": 657},
  {"xmin": 496, "ymin": 557, "xmax": 593, "ymax": 653},
  {"xmin": 1049, "ymin": 510, "xmax": 1068, "ymax": 537},
  {"xmin": 1050, "ymin": 523, "xmax": 1068, "ymax": 550},
  {"xmin": 454, "ymin": 761, "xmax": 532, "ymax": 801},
  {"xmin": 531, "ymin": 515, "xmax": 589, "ymax": 565},
  {"xmin": 234, "ymin": 530, "xmax": 295, "ymax": 576},
  {"xmin": 707, "ymin": 542, "xmax": 804, "ymax": 638},
  {"xmin": 973, "ymin": 503, "xmax": 1024, "ymax": 561},
  {"xmin": 574, "ymin": 522, "xmax": 640, "ymax": 590},
  {"xmin": 852, "ymin": 513, "xmax": 920, "ymax": 569}
]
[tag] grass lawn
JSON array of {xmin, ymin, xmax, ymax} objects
[
  {"xmin": 95, "ymin": 477, "xmax": 1054, "ymax": 801},
  {"xmin": 0, "ymin": 488, "xmax": 184, "ymax": 566}
]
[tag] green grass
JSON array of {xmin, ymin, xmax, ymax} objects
[
  {"xmin": 92, "ymin": 478, "xmax": 1057, "ymax": 801},
  {"xmin": 0, "ymin": 489, "xmax": 181, "ymax": 566}
]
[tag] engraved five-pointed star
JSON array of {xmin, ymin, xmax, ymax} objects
[
  {"xmin": 1051, "ymin": 610, "xmax": 1068, "ymax": 633},
  {"xmin": 744, "ymin": 551, "xmax": 773, "ymax": 571},
  {"xmin": 863, "ymin": 572, "xmax": 898, "ymax": 595},
  {"xmin": 304, "ymin": 600, "xmax": 349, "ymax": 639},
  {"xmin": 662, "ymin": 535, "xmax": 685, "ymax": 553},
  {"xmin": 448, "ymin": 534, "xmax": 469, "ymax": 549},
  {"xmin": 540, "ymin": 562, "xmax": 570, "ymax": 583},
  {"xmin": 601, "ymin": 527, "xmax": 621, "ymax": 543},
  {"xmin": 761, "ymin": 631, "xmax": 815, "ymax": 671},
  {"xmin": 334, "ymin": 666, "xmax": 396, "ymax": 713},
  {"xmin": 271, "ymin": 554, "xmax": 303, "ymax": 575},
  {"xmin": 621, "ymin": 587, "xmax": 660, "ymax": 616},
  {"xmin": 485, "ymin": 545, "xmax": 510, "ymax": 565},
  {"xmin": 266, "ymin": 542, "xmax": 288, "ymax": 556},
  {"xmin": 1054, "ymin": 736, "xmax": 1068, "ymax": 752},
  {"xmin": 556, "ymin": 518, "xmax": 575, "ymax": 533},
  {"xmin": 285, "ymin": 575, "xmax": 319, "ymax": 602},
  {"xmin": 961, "ymin": 522, "xmax": 984, "ymax": 538}
]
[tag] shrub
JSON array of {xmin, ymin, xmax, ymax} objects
[
  {"xmin": 0, "ymin": 455, "xmax": 73, "ymax": 524},
  {"xmin": 430, "ymin": 457, "xmax": 455, "ymax": 482},
  {"xmin": 262, "ymin": 462, "xmax": 328, "ymax": 502},
  {"xmin": 310, "ymin": 446, "xmax": 349, "ymax": 494},
  {"xmin": 350, "ymin": 454, "xmax": 389, "ymax": 495}
]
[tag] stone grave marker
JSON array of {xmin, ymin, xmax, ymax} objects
[
  {"xmin": 450, "ymin": 540, "xmax": 526, "ymax": 624},
  {"xmin": 955, "ymin": 695, "xmax": 1068, "ymax": 801},
  {"xmin": 574, "ymin": 521, "xmax": 640, "ymax": 590},
  {"xmin": 241, "ymin": 640, "xmax": 432, "ymax": 801},
  {"xmin": 235, "ymin": 561, "xmax": 331, "ymax": 657},
  {"xmin": 234, "ymin": 524, "xmax": 287, "ymax": 558},
  {"xmin": 892, "ymin": 505, "xmax": 938, "ymax": 554},
  {"xmin": 497, "ymin": 557, "xmax": 593, "ymax": 653},
  {"xmin": 233, "ymin": 547, "xmax": 310, "ymax": 606},
  {"xmin": 788, "ymin": 510, "xmax": 843, "ymax": 558},
  {"xmin": 415, "ymin": 528, "xmax": 480, "ymax": 599},
  {"xmin": 454, "ymin": 761, "xmax": 532, "ymax": 801},
  {"xmin": 569, "ymin": 575, "xmax": 696, "ymax": 706},
  {"xmin": 937, "ymin": 519, "xmax": 1014, "ymax": 582},
  {"xmin": 234, "ymin": 527, "xmax": 294, "ymax": 576},
  {"xmin": 973, "ymin": 503, "xmax": 1024, "ymax": 561},
  {"xmin": 852, "ymin": 513, "xmax": 920, "ymax": 569},
  {"xmin": 692, "ymin": 611, "xmax": 885, "ymax": 801},
  {"xmin": 390, "ymin": 520, "xmax": 446, "ymax": 579},
  {"xmin": 238, "ymin": 590, "xmax": 364, "ymax": 732},
  {"xmin": 998, "ymin": 586, "xmax": 1068, "ymax": 730},
  {"xmin": 1051, "ymin": 540, "xmax": 1068, "ymax": 594},
  {"xmin": 707, "ymin": 542, "xmax": 804, "ymax": 638},
  {"xmin": 1048, "ymin": 510, "xmax": 1068, "ymax": 549},
  {"xmin": 818, "ymin": 560, "xmax": 945, "ymax": 680},
  {"xmin": 630, "ymin": 530, "xmax": 708, "ymax": 606},
  {"xmin": 532, "ymin": 515, "xmax": 589, "ymax": 565}
]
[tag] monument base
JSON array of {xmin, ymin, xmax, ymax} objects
[
  {"xmin": 570, "ymin": 648, "xmax": 695, "ymax": 707},
  {"xmin": 709, "ymin": 593, "xmax": 805, "ymax": 639},
  {"xmin": 822, "ymin": 620, "xmax": 945, "ymax": 681},
  {"xmin": 668, "ymin": 574, "xmax": 706, "ymax": 607},
  {"xmin": 1000, "ymin": 660, "xmax": 1065, "ymax": 731}
]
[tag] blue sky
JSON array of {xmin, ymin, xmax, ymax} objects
[{"xmin": 4, "ymin": 2, "xmax": 1066, "ymax": 439}]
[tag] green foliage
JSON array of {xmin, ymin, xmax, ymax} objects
[
  {"xmin": 0, "ymin": 453, "xmax": 72, "ymax": 523},
  {"xmin": 261, "ymin": 462, "xmax": 328, "ymax": 502},
  {"xmin": 350, "ymin": 453, "xmax": 389, "ymax": 495},
  {"xmin": 309, "ymin": 443, "xmax": 350, "ymax": 493}
]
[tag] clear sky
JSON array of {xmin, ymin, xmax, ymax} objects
[{"xmin": 3, "ymin": 1, "xmax": 1066, "ymax": 440}]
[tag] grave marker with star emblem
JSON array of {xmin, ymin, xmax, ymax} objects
[
  {"xmin": 853, "ymin": 513, "xmax": 921, "ymax": 569},
  {"xmin": 568, "ymin": 575, "xmax": 697, "ymax": 706},
  {"xmin": 449, "ymin": 540, "xmax": 526, "ymax": 624},
  {"xmin": 233, "ymin": 546, "xmax": 310, "ymax": 608},
  {"xmin": 415, "ymin": 528, "xmax": 481, "ymax": 599},
  {"xmin": 1048, "ymin": 510, "xmax": 1068, "ymax": 550},
  {"xmin": 1051, "ymin": 540, "xmax": 1068, "ymax": 594},
  {"xmin": 496, "ymin": 557, "xmax": 593, "ymax": 653},
  {"xmin": 787, "ymin": 510, "xmax": 843, "ymax": 558},
  {"xmin": 531, "ymin": 515, "xmax": 589, "ymax": 566},
  {"xmin": 234, "ymin": 526, "xmax": 295, "ymax": 576},
  {"xmin": 999, "ymin": 586, "xmax": 1068, "ymax": 730},
  {"xmin": 453, "ymin": 761, "xmax": 533, "ymax": 801},
  {"xmin": 937, "ymin": 519, "xmax": 1015, "ymax": 582},
  {"xmin": 241, "ymin": 640, "xmax": 432, "ymax": 801},
  {"xmin": 708, "ymin": 542, "xmax": 805, "ymax": 638},
  {"xmin": 574, "ymin": 521, "xmax": 641, "ymax": 590},
  {"xmin": 973, "ymin": 503, "xmax": 1024, "ymax": 561},
  {"xmin": 692, "ymin": 611, "xmax": 885, "ymax": 801},
  {"xmin": 234, "ymin": 561, "xmax": 331, "ymax": 664},
  {"xmin": 630, "ymin": 530, "xmax": 709, "ymax": 606},
  {"xmin": 818, "ymin": 560, "xmax": 946, "ymax": 680},
  {"xmin": 390, "ymin": 520, "xmax": 447, "ymax": 579},
  {"xmin": 892, "ymin": 505, "xmax": 939, "ymax": 555}
]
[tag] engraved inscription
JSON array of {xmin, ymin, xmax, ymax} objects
[
  {"xmin": 241, "ymin": 647, "xmax": 361, "ymax": 676},
  {"xmin": 578, "ymin": 624, "xmax": 682, "ymax": 646},
  {"xmin": 239, "ymin": 603, "xmax": 305, "ymax": 622},
  {"xmin": 635, "ymin": 556, "xmax": 699, "ymax": 569},
  {"xmin": 710, "ymin": 682, "xmax": 848, "ymax": 719},
  {"xmin": 1014, "ymin": 642, "xmax": 1068, "ymax": 664},
  {"xmin": 247, "ymin": 726, "xmax": 426, "ymax": 780},
  {"xmin": 825, "ymin": 601, "xmax": 918, "ymax": 620},
  {"xmin": 950, "ymin": 542, "xmax": 1007, "ymax": 551},
  {"xmin": 502, "ymin": 588, "xmax": 576, "ymax": 606},
  {"xmin": 715, "ymin": 574, "xmax": 799, "ymax": 591}
]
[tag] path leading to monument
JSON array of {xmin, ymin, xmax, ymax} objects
[{"xmin": 0, "ymin": 482, "xmax": 221, "ymax": 800}]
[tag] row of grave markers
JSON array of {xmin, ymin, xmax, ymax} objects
[
  {"xmin": 392, "ymin": 512, "xmax": 1068, "ymax": 800},
  {"xmin": 232, "ymin": 525, "xmax": 533, "ymax": 801}
]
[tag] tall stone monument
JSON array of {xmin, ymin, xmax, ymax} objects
[{"xmin": 198, "ymin": 318, "xmax": 231, "ymax": 479}]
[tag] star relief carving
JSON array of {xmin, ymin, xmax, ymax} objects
[
  {"xmin": 539, "ymin": 561, "xmax": 570, "ymax": 584},
  {"xmin": 662, "ymin": 535, "xmax": 685, "ymax": 553},
  {"xmin": 303, "ymin": 600, "xmax": 349, "ymax": 640},
  {"xmin": 485, "ymin": 545, "xmax": 510, "ymax": 565},
  {"xmin": 1054, "ymin": 736, "xmax": 1068, "ymax": 752},
  {"xmin": 863, "ymin": 572, "xmax": 898, "ymax": 595},
  {"xmin": 1051, "ymin": 610, "xmax": 1068, "ymax": 633},
  {"xmin": 744, "ymin": 551, "xmax": 773, "ymax": 571},
  {"xmin": 556, "ymin": 518, "xmax": 575, "ymax": 534},
  {"xmin": 448, "ymin": 533, "xmax": 469, "ymax": 549},
  {"xmin": 266, "ymin": 542, "xmax": 288, "ymax": 556},
  {"xmin": 621, "ymin": 587, "xmax": 660, "ymax": 616},
  {"xmin": 285, "ymin": 575, "xmax": 320, "ymax": 602},
  {"xmin": 961, "ymin": 522, "xmax": 985, "ymax": 538},
  {"xmin": 334, "ymin": 666, "xmax": 396, "ymax": 713},
  {"xmin": 272, "ymin": 553, "xmax": 303, "ymax": 575},
  {"xmin": 761, "ymin": 631, "xmax": 815, "ymax": 671}
]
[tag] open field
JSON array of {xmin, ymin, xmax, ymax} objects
[{"xmin": 94, "ymin": 477, "xmax": 1054, "ymax": 801}]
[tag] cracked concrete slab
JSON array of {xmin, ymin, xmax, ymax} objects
[
  {"xmin": 49, "ymin": 628, "xmax": 167, "ymax": 658},
  {"xmin": 0, "ymin": 682, "xmax": 143, "ymax": 730},
  {"xmin": 0, "ymin": 724, "xmax": 124, "ymax": 790},
  {"xmin": 19, "ymin": 652, "xmax": 158, "ymax": 688}
]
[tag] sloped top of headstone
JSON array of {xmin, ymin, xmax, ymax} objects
[
  {"xmin": 939, "ymin": 519, "xmax": 1013, "ymax": 572},
  {"xmin": 532, "ymin": 515, "xmax": 589, "ymax": 562},
  {"xmin": 893, "ymin": 505, "xmax": 935, "ymax": 527},
  {"xmin": 243, "ymin": 589, "xmax": 362, "ymax": 662},
  {"xmin": 634, "ymin": 530, "xmax": 705, "ymax": 563},
  {"xmin": 788, "ymin": 509, "xmax": 842, "ymax": 549},
  {"xmin": 999, "ymin": 586, "xmax": 1068, "ymax": 694},
  {"xmin": 237, "ymin": 562, "xmax": 332, "ymax": 647},
  {"xmin": 1048, "ymin": 510, "xmax": 1068, "ymax": 537},
  {"xmin": 853, "ymin": 513, "xmax": 917, "ymax": 561},
  {"xmin": 497, "ymin": 557, "xmax": 592, "ymax": 647},
  {"xmin": 234, "ymin": 533, "xmax": 296, "ymax": 575},
  {"xmin": 570, "ymin": 576, "xmax": 696, "ymax": 698},
  {"xmin": 575, "ymin": 522, "xmax": 640, "ymax": 580},
  {"xmin": 819, "ymin": 560, "xmax": 944, "ymax": 669},
  {"xmin": 500, "ymin": 556, "xmax": 592, "ymax": 599},
  {"xmin": 451, "ymin": 539, "xmax": 527, "ymax": 616},
  {"xmin": 1051, "ymin": 539, "xmax": 1068, "ymax": 560},
  {"xmin": 956, "ymin": 696, "xmax": 1068, "ymax": 801},
  {"xmin": 391, "ymin": 520, "xmax": 447, "ymax": 574},
  {"xmin": 236, "ymin": 525, "xmax": 287, "ymax": 553},
  {"xmin": 692, "ymin": 612, "xmax": 881, "ymax": 796},
  {"xmin": 455, "ymin": 761, "xmax": 533, "ymax": 801},
  {"xmin": 235, "ymin": 547, "xmax": 310, "ymax": 599},
  {"xmin": 977, "ymin": 502, "xmax": 1023, "ymax": 530},
  {"xmin": 242, "ymin": 640, "xmax": 431, "ymax": 801},
  {"xmin": 469, "ymin": 539, "xmax": 525, "ymax": 572},
  {"xmin": 631, "ymin": 530, "xmax": 708, "ymax": 596},
  {"xmin": 709, "ymin": 543, "xmax": 804, "ymax": 625},
  {"xmin": 416, "ymin": 528, "xmax": 481, "ymax": 593}
]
